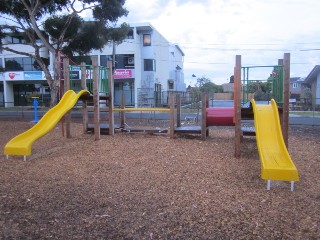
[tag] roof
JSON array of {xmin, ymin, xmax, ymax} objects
[
  {"xmin": 175, "ymin": 45, "xmax": 185, "ymax": 56},
  {"xmin": 304, "ymin": 65, "xmax": 320, "ymax": 84},
  {"xmin": 290, "ymin": 77, "xmax": 305, "ymax": 83},
  {"xmin": 134, "ymin": 22, "xmax": 154, "ymax": 32},
  {"xmin": 290, "ymin": 77, "xmax": 300, "ymax": 82}
]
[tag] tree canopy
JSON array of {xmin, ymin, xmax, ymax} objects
[
  {"xmin": 0, "ymin": 0, "xmax": 129, "ymax": 106},
  {"xmin": 196, "ymin": 77, "xmax": 223, "ymax": 93},
  {"xmin": 246, "ymin": 81, "xmax": 272, "ymax": 101}
]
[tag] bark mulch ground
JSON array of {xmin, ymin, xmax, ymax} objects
[{"xmin": 0, "ymin": 119, "xmax": 319, "ymax": 239}]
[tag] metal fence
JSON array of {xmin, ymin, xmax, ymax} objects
[{"xmin": 0, "ymin": 98, "xmax": 319, "ymax": 126}]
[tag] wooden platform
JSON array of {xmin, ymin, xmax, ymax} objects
[
  {"xmin": 241, "ymin": 106, "xmax": 283, "ymax": 120},
  {"xmin": 241, "ymin": 126, "xmax": 256, "ymax": 136},
  {"xmin": 87, "ymin": 123, "xmax": 120, "ymax": 134},
  {"xmin": 121, "ymin": 128, "xmax": 168, "ymax": 133},
  {"xmin": 174, "ymin": 126, "xmax": 203, "ymax": 134}
]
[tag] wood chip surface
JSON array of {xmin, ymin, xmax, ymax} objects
[{"xmin": 0, "ymin": 119, "xmax": 319, "ymax": 239}]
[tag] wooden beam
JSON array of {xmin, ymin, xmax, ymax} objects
[
  {"xmin": 176, "ymin": 94, "xmax": 181, "ymax": 127},
  {"xmin": 201, "ymin": 92, "xmax": 207, "ymax": 140},
  {"xmin": 81, "ymin": 62, "xmax": 88, "ymax": 134},
  {"xmin": 92, "ymin": 56, "xmax": 100, "ymax": 140},
  {"xmin": 282, "ymin": 53, "xmax": 290, "ymax": 147},
  {"xmin": 107, "ymin": 60, "xmax": 114, "ymax": 136},
  {"xmin": 234, "ymin": 55, "xmax": 242, "ymax": 158},
  {"xmin": 169, "ymin": 92, "xmax": 175, "ymax": 138},
  {"xmin": 63, "ymin": 58, "xmax": 71, "ymax": 138}
]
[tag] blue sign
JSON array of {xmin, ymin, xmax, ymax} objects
[{"xmin": 24, "ymin": 71, "xmax": 43, "ymax": 80}]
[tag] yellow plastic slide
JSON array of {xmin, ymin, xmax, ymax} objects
[
  {"xmin": 250, "ymin": 99, "xmax": 299, "ymax": 190},
  {"xmin": 4, "ymin": 90, "xmax": 89, "ymax": 158}
]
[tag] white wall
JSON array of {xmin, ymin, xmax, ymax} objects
[{"xmin": 4, "ymin": 81, "xmax": 14, "ymax": 107}]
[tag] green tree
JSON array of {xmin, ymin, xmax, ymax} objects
[
  {"xmin": 301, "ymin": 87, "xmax": 312, "ymax": 107},
  {"xmin": 196, "ymin": 76, "xmax": 211, "ymax": 88},
  {"xmin": 196, "ymin": 77, "xmax": 223, "ymax": 93},
  {"xmin": 247, "ymin": 81, "xmax": 272, "ymax": 100},
  {"xmin": 201, "ymin": 82, "xmax": 223, "ymax": 93},
  {"xmin": 229, "ymin": 75, "xmax": 234, "ymax": 83},
  {"xmin": 0, "ymin": 0, "xmax": 129, "ymax": 106}
]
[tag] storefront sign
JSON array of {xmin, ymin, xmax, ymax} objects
[
  {"xmin": 113, "ymin": 69, "xmax": 133, "ymax": 79},
  {"xmin": 5, "ymin": 72, "xmax": 24, "ymax": 80},
  {"xmin": 4, "ymin": 71, "xmax": 54, "ymax": 81},
  {"xmin": 70, "ymin": 71, "xmax": 80, "ymax": 79},
  {"xmin": 24, "ymin": 71, "xmax": 43, "ymax": 80}
]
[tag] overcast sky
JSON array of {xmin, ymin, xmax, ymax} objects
[{"xmin": 118, "ymin": 0, "xmax": 320, "ymax": 86}]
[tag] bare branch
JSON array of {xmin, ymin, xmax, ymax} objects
[
  {"xmin": 70, "ymin": 0, "xmax": 98, "ymax": 14},
  {"xmin": 0, "ymin": 15, "xmax": 21, "ymax": 26},
  {"xmin": 1, "ymin": 46, "xmax": 36, "ymax": 59},
  {"xmin": 21, "ymin": 0, "xmax": 55, "ymax": 53}
]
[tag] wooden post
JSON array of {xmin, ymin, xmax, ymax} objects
[
  {"xmin": 282, "ymin": 53, "xmax": 290, "ymax": 147},
  {"xmin": 107, "ymin": 60, "xmax": 114, "ymax": 136},
  {"xmin": 169, "ymin": 92, "xmax": 175, "ymax": 138},
  {"xmin": 120, "ymin": 92, "xmax": 125, "ymax": 128},
  {"xmin": 176, "ymin": 94, "xmax": 181, "ymax": 127},
  {"xmin": 92, "ymin": 56, "xmax": 100, "ymax": 140},
  {"xmin": 201, "ymin": 92, "xmax": 207, "ymax": 140},
  {"xmin": 63, "ymin": 58, "xmax": 71, "ymax": 138},
  {"xmin": 206, "ymin": 94, "xmax": 209, "ymax": 137},
  {"xmin": 81, "ymin": 62, "xmax": 88, "ymax": 134},
  {"xmin": 234, "ymin": 55, "xmax": 242, "ymax": 158}
]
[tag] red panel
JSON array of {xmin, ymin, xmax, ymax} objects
[{"xmin": 206, "ymin": 107, "xmax": 235, "ymax": 126}]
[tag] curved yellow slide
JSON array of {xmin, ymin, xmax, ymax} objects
[
  {"xmin": 251, "ymin": 99, "xmax": 299, "ymax": 190},
  {"xmin": 4, "ymin": 90, "xmax": 89, "ymax": 158}
]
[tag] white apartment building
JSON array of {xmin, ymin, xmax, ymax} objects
[{"xmin": 0, "ymin": 22, "xmax": 186, "ymax": 107}]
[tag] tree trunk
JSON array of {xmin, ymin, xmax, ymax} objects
[
  {"xmin": 47, "ymin": 51, "xmax": 62, "ymax": 107},
  {"xmin": 49, "ymin": 82, "xmax": 60, "ymax": 107}
]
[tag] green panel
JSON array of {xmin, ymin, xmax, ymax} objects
[
  {"xmin": 241, "ymin": 65, "xmax": 284, "ymax": 105},
  {"xmin": 68, "ymin": 65, "xmax": 109, "ymax": 95}
]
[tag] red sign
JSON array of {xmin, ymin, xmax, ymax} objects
[
  {"xmin": 5, "ymin": 72, "xmax": 24, "ymax": 80},
  {"xmin": 113, "ymin": 69, "xmax": 133, "ymax": 79},
  {"xmin": 9, "ymin": 73, "xmax": 15, "ymax": 79}
]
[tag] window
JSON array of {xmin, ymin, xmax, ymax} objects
[
  {"xmin": 5, "ymin": 57, "xmax": 43, "ymax": 71},
  {"xmin": 143, "ymin": 34, "xmax": 151, "ymax": 46},
  {"xmin": 11, "ymin": 37, "xmax": 26, "ymax": 44},
  {"xmin": 292, "ymin": 83, "xmax": 298, "ymax": 88},
  {"xmin": 126, "ymin": 28, "xmax": 134, "ymax": 39},
  {"xmin": 73, "ymin": 56, "xmax": 96, "ymax": 65},
  {"xmin": 168, "ymin": 80, "xmax": 174, "ymax": 90},
  {"xmin": 101, "ymin": 55, "xmax": 134, "ymax": 69},
  {"xmin": 144, "ymin": 59, "xmax": 155, "ymax": 71},
  {"xmin": 100, "ymin": 55, "xmax": 112, "ymax": 67}
]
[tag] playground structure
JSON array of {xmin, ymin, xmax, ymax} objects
[
  {"xmin": 168, "ymin": 53, "xmax": 298, "ymax": 190},
  {"xmin": 4, "ymin": 90, "xmax": 90, "ymax": 160},
  {"xmin": 235, "ymin": 53, "xmax": 298, "ymax": 190},
  {"xmin": 3, "ymin": 54, "xmax": 298, "ymax": 190},
  {"xmin": 3, "ymin": 56, "xmax": 107, "ymax": 159}
]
